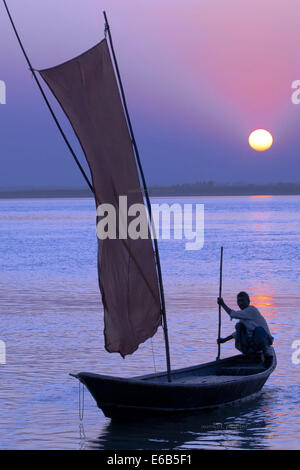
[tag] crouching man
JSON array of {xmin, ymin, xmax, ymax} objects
[{"xmin": 217, "ymin": 291, "xmax": 274, "ymax": 361}]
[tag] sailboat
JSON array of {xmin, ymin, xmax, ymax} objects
[{"xmin": 4, "ymin": 5, "xmax": 276, "ymax": 419}]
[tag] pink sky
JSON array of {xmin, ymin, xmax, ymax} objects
[{"xmin": 1, "ymin": 0, "xmax": 300, "ymax": 187}]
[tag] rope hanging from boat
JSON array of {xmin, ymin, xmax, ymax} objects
[
  {"xmin": 79, "ymin": 381, "xmax": 85, "ymax": 422},
  {"xmin": 2, "ymin": 0, "xmax": 94, "ymax": 194},
  {"xmin": 150, "ymin": 337, "xmax": 157, "ymax": 373},
  {"xmin": 78, "ymin": 381, "xmax": 86, "ymax": 447}
]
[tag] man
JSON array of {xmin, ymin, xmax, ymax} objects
[{"xmin": 217, "ymin": 291, "xmax": 274, "ymax": 360}]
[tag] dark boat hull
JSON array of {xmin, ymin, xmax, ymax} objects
[{"xmin": 72, "ymin": 349, "xmax": 276, "ymax": 419}]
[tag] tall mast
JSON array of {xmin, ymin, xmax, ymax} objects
[{"xmin": 103, "ymin": 11, "xmax": 172, "ymax": 382}]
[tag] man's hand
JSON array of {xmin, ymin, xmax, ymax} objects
[
  {"xmin": 217, "ymin": 338, "xmax": 226, "ymax": 344},
  {"xmin": 217, "ymin": 334, "xmax": 234, "ymax": 344},
  {"xmin": 217, "ymin": 297, "xmax": 232, "ymax": 315}
]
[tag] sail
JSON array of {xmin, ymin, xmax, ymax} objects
[{"xmin": 39, "ymin": 39, "xmax": 162, "ymax": 356}]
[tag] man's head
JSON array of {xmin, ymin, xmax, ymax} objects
[{"xmin": 237, "ymin": 291, "xmax": 250, "ymax": 310}]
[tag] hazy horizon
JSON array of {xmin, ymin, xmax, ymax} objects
[{"xmin": 1, "ymin": 180, "xmax": 300, "ymax": 195}]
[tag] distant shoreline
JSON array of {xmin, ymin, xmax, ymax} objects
[
  {"xmin": 1, "ymin": 183, "xmax": 300, "ymax": 199},
  {"xmin": 150, "ymin": 182, "xmax": 300, "ymax": 197}
]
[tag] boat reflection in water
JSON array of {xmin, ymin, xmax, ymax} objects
[{"xmin": 85, "ymin": 388, "xmax": 277, "ymax": 450}]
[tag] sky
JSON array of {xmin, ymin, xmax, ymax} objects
[{"xmin": 1, "ymin": 0, "xmax": 300, "ymax": 189}]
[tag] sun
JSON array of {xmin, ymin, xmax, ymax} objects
[{"xmin": 248, "ymin": 129, "xmax": 273, "ymax": 151}]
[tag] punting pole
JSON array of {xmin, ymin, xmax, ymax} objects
[
  {"xmin": 2, "ymin": 0, "xmax": 94, "ymax": 194},
  {"xmin": 103, "ymin": 11, "xmax": 172, "ymax": 382},
  {"xmin": 217, "ymin": 246, "xmax": 224, "ymax": 360}
]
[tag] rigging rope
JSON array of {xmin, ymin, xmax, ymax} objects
[
  {"xmin": 2, "ymin": 0, "xmax": 94, "ymax": 194},
  {"xmin": 79, "ymin": 381, "xmax": 85, "ymax": 422},
  {"xmin": 150, "ymin": 338, "xmax": 157, "ymax": 373},
  {"xmin": 78, "ymin": 381, "xmax": 86, "ymax": 447}
]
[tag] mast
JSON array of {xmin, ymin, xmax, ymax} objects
[
  {"xmin": 2, "ymin": 0, "xmax": 94, "ymax": 194},
  {"xmin": 103, "ymin": 11, "xmax": 172, "ymax": 382}
]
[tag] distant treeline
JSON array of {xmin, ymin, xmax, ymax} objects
[
  {"xmin": 0, "ymin": 189, "xmax": 92, "ymax": 199},
  {"xmin": 149, "ymin": 182, "xmax": 300, "ymax": 197},
  {"xmin": 1, "ymin": 182, "xmax": 300, "ymax": 199}
]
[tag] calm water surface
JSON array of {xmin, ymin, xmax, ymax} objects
[{"xmin": 0, "ymin": 196, "xmax": 299, "ymax": 449}]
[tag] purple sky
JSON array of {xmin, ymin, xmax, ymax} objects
[{"xmin": 1, "ymin": 0, "xmax": 300, "ymax": 189}]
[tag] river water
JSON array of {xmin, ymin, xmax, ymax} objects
[{"xmin": 0, "ymin": 195, "xmax": 299, "ymax": 449}]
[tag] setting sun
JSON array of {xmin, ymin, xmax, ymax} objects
[{"xmin": 248, "ymin": 129, "xmax": 273, "ymax": 151}]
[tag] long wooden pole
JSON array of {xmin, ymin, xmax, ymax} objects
[
  {"xmin": 103, "ymin": 11, "xmax": 172, "ymax": 382},
  {"xmin": 2, "ymin": 0, "xmax": 94, "ymax": 194},
  {"xmin": 217, "ymin": 246, "xmax": 224, "ymax": 360}
]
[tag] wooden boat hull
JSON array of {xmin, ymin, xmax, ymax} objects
[{"xmin": 72, "ymin": 349, "xmax": 276, "ymax": 419}]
